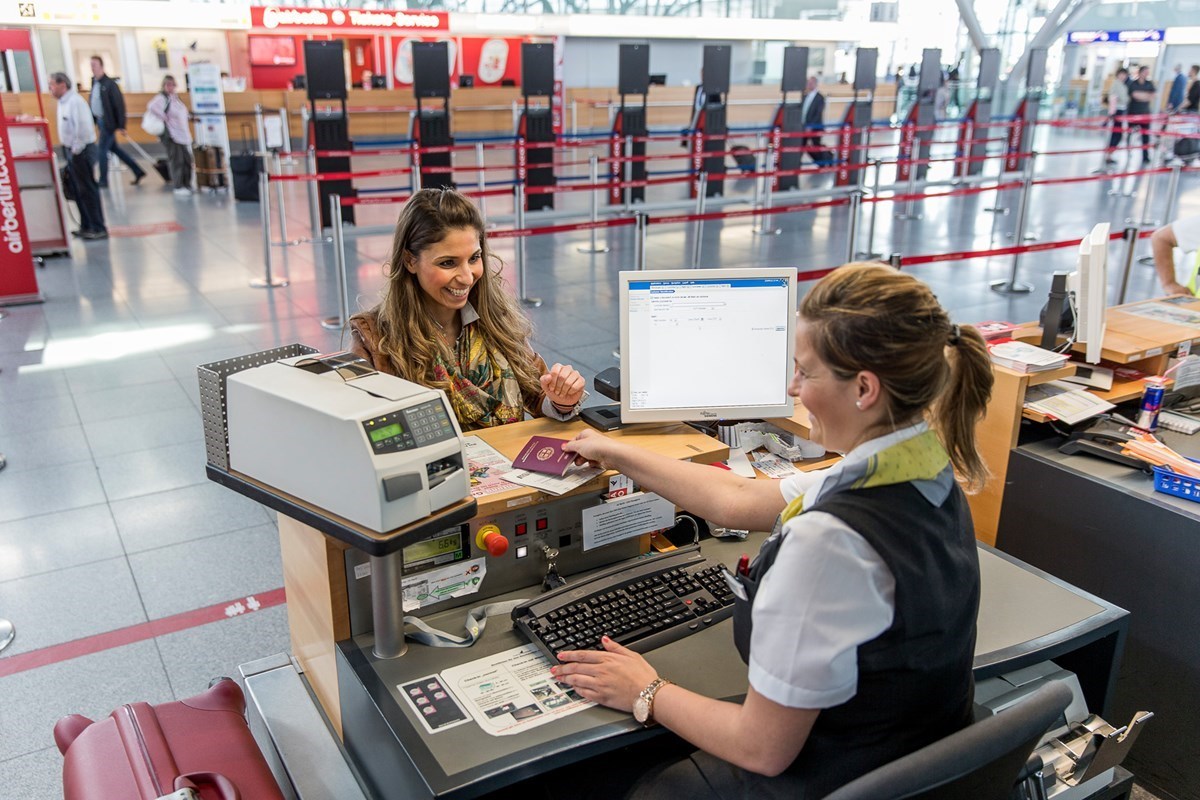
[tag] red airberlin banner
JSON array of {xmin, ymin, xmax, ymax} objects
[{"xmin": 0, "ymin": 93, "xmax": 39, "ymax": 304}]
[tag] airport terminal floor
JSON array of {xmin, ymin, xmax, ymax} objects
[{"xmin": 0, "ymin": 128, "xmax": 1190, "ymax": 798}]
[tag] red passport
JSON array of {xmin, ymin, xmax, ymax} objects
[{"xmin": 512, "ymin": 435, "xmax": 576, "ymax": 476}]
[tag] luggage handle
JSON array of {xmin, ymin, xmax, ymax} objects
[{"xmin": 175, "ymin": 771, "xmax": 240, "ymax": 800}]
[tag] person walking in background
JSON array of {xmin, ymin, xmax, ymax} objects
[
  {"xmin": 1127, "ymin": 65, "xmax": 1157, "ymax": 164},
  {"xmin": 800, "ymin": 75, "xmax": 829, "ymax": 164},
  {"xmin": 145, "ymin": 75, "xmax": 194, "ymax": 196},
  {"xmin": 1185, "ymin": 65, "xmax": 1200, "ymax": 113},
  {"xmin": 88, "ymin": 56, "xmax": 146, "ymax": 189},
  {"xmin": 1168, "ymin": 64, "xmax": 1187, "ymax": 112},
  {"xmin": 1106, "ymin": 67, "xmax": 1130, "ymax": 166},
  {"xmin": 51, "ymin": 72, "xmax": 107, "ymax": 240}
]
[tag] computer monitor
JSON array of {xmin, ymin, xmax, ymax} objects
[
  {"xmin": 618, "ymin": 268, "xmax": 797, "ymax": 423},
  {"xmin": 1071, "ymin": 222, "xmax": 1110, "ymax": 364}
]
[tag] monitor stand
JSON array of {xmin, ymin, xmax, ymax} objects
[{"xmin": 580, "ymin": 404, "xmax": 624, "ymax": 432}]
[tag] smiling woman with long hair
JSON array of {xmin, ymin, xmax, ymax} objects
[{"xmin": 349, "ymin": 188, "xmax": 586, "ymax": 430}]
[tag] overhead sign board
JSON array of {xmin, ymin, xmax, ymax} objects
[
  {"xmin": 1067, "ymin": 29, "xmax": 1164, "ymax": 45},
  {"xmin": 251, "ymin": 6, "xmax": 448, "ymax": 32}
]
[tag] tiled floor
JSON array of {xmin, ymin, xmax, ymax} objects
[{"xmin": 0, "ymin": 124, "xmax": 1186, "ymax": 799}]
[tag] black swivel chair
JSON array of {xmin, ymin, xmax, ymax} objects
[{"xmin": 824, "ymin": 681, "xmax": 1072, "ymax": 800}]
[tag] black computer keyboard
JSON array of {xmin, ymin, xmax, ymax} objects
[{"xmin": 510, "ymin": 546, "xmax": 737, "ymax": 661}]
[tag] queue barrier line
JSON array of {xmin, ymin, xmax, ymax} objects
[
  {"xmin": 488, "ymin": 216, "xmax": 639, "ymax": 240},
  {"xmin": 898, "ymin": 227, "xmax": 1154, "ymax": 267}
]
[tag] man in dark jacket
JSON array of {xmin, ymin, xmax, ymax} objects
[
  {"xmin": 801, "ymin": 75, "xmax": 830, "ymax": 164},
  {"xmin": 89, "ymin": 55, "xmax": 146, "ymax": 188}
]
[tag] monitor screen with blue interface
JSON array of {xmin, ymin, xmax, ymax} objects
[{"xmin": 619, "ymin": 268, "xmax": 797, "ymax": 423}]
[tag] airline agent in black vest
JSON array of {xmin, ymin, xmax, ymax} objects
[{"xmin": 554, "ymin": 263, "xmax": 994, "ymax": 799}]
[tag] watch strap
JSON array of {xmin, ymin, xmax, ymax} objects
[{"xmin": 638, "ymin": 677, "xmax": 672, "ymax": 726}]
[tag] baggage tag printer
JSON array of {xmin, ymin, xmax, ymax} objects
[{"xmin": 226, "ymin": 353, "xmax": 469, "ymax": 534}]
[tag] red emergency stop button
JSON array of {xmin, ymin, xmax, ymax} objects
[{"xmin": 475, "ymin": 524, "xmax": 509, "ymax": 557}]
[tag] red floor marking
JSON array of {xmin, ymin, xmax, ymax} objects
[
  {"xmin": 108, "ymin": 221, "xmax": 185, "ymax": 238},
  {"xmin": 0, "ymin": 587, "xmax": 286, "ymax": 679}
]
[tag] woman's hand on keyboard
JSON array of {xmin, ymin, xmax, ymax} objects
[{"xmin": 550, "ymin": 636, "xmax": 657, "ymax": 713}]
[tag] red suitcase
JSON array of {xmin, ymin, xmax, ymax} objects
[{"xmin": 55, "ymin": 678, "xmax": 285, "ymax": 800}]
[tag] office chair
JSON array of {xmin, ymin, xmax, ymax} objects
[{"xmin": 824, "ymin": 681, "xmax": 1072, "ymax": 800}]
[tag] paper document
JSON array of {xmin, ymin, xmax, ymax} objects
[
  {"xmin": 1123, "ymin": 302, "xmax": 1200, "ymax": 328},
  {"xmin": 439, "ymin": 644, "xmax": 595, "ymax": 736},
  {"xmin": 1172, "ymin": 355, "xmax": 1200, "ymax": 392},
  {"xmin": 463, "ymin": 436, "xmax": 521, "ymax": 497},
  {"xmin": 750, "ymin": 451, "xmax": 804, "ymax": 478},
  {"xmin": 503, "ymin": 464, "xmax": 603, "ymax": 496},
  {"xmin": 582, "ymin": 491, "xmax": 676, "ymax": 551},
  {"xmin": 1023, "ymin": 381, "xmax": 1115, "ymax": 425}
]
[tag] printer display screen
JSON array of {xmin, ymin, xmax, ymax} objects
[{"xmin": 369, "ymin": 423, "xmax": 403, "ymax": 443}]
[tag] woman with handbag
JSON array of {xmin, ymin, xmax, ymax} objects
[{"xmin": 143, "ymin": 76, "xmax": 193, "ymax": 196}]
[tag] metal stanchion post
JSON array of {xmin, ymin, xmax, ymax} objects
[
  {"xmin": 322, "ymin": 195, "xmax": 350, "ymax": 329},
  {"xmin": 845, "ymin": 190, "xmax": 862, "ymax": 264},
  {"xmin": 254, "ymin": 104, "xmax": 268, "ymax": 158},
  {"xmin": 1163, "ymin": 161, "xmax": 1183, "ymax": 224},
  {"xmin": 475, "ymin": 142, "xmax": 489, "ymax": 224},
  {"xmin": 888, "ymin": 253, "xmax": 903, "ymax": 270},
  {"xmin": 306, "ymin": 148, "xmax": 326, "ymax": 241},
  {"xmin": 571, "ymin": 100, "xmax": 578, "ymax": 137},
  {"xmin": 634, "ymin": 212, "xmax": 648, "ymax": 271},
  {"xmin": 990, "ymin": 154, "xmax": 1036, "ymax": 294},
  {"xmin": 750, "ymin": 133, "xmax": 764, "ymax": 225},
  {"xmin": 515, "ymin": 183, "xmax": 542, "ymax": 307},
  {"xmin": 1127, "ymin": 165, "xmax": 1162, "ymax": 228},
  {"xmin": 1117, "ymin": 226, "xmax": 1140, "ymax": 305},
  {"xmin": 692, "ymin": 172, "xmax": 708, "ymax": 269},
  {"xmin": 1006, "ymin": 152, "xmax": 1039, "ymax": 242},
  {"xmin": 511, "ymin": 101, "xmax": 520, "ymax": 136},
  {"xmin": 0, "ymin": 618, "xmax": 13, "ymax": 654},
  {"xmin": 300, "ymin": 105, "xmax": 310, "ymax": 153},
  {"xmin": 272, "ymin": 151, "xmax": 294, "ymax": 246},
  {"xmin": 579, "ymin": 154, "xmax": 610, "ymax": 254},
  {"xmin": 894, "ymin": 160, "xmax": 922, "ymax": 221},
  {"xmin": 278, "ymin": 107, "xmax": 292, "ymax": 157},
  {"xmin": 754, "ymin": 144, "xmax": 781, "ymax": 237},
  {"xmin": 251, "ymin": 169, "xmax": 288, "ymax": 289},
  {"xmin": 623, "ymin": 134, "xmax": 634, "ymax": 213},
  {"xmin": 856, "ymin": 159, "xmax": 883, "ymax": 259}
]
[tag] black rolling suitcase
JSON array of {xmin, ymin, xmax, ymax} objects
[
  {"xmin": 230, "ymin": 126, "xmax": 261, "ymax": 202},
  {"xmin": 230, "ymin": 154, "xmax": 260, "ymax": 201},
  {"xmin": 125, "ymin": 138, "xmax": 171, "ymax": 183}
]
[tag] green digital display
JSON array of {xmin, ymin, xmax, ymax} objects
[
  {"xmin": 369, "ymin": 423, "xmax": 403, "ymax": 443},
  {"xmin": 403, "ymin": 533, "xmax": 463, "ymax": 565}
]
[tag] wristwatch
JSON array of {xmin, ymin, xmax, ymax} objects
[{"xmin": 632, "ymin": 677, "xmax": 673, "ymax": 727}]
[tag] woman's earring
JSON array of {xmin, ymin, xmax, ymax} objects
[{"xmin": 855, "ymin": 401, "xmax": 863, "ymax": 410}]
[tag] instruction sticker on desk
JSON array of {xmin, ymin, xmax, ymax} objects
[
  {"xmin": 398, "ymin": 674, "xmax": 472, "ymax": 735},
  {"xmin": 439, "ymin": 644, "xmax": 595, "ymax": 736},
  {"xmin": 401, "ymin": 558, "xmax": 487, "ymax": 612},
  {"xmin": 581, "ymin": 491, "xmax": 675, "ymax": 551}
]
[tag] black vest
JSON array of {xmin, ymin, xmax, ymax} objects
[{"xmin": 731, "ymin": 481, "xmax": 980, "ymax": 798}]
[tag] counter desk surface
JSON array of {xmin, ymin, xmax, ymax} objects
[
  {"xmin": 997, "ymin": 429, "xmax": 1200, "ymax": 799},
  {"xmin": 249, "ymin": 534, "xmax": 1128, "ymax": 800}
]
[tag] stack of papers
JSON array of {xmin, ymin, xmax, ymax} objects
[
  {"xmin": 988, "ymin": 341, "xmax": 1071, "ymax": 373},
  {"xmin": 1023, "ymin": 381, "xmax": 1115, "ymax": 425}
]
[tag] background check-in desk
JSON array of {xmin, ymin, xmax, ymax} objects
[
  {"xmin": 997, "ymin": 430, "xmax": 1200, "ymax": 800},
  {"xmin": 969, "ymin": 295, "xmax": 1200, "ymax": 545},
  {"xmin": 214, "ymin": 415, "xmax": 1131, "ymax": 800}
]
